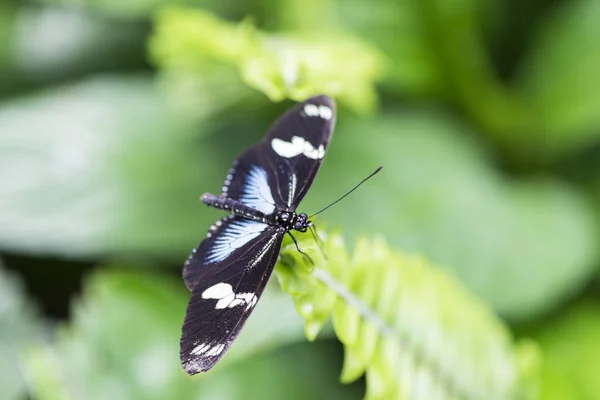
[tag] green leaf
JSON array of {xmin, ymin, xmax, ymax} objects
[
  {"xmin": 532, "ymin": 299, "xmax": 600, "ymax": 400},
  {"xmin": 0, "ymin": 75, "xmax": 233, "ymax": 258},
  {"xmin": 0, "ymin": 260, "xmax": 43, "ymax": 400},
  {"xmin": 150, "ymin": 6, "xmax": 384, "ymax": 114},
  {"xmin": 275, "ymin": 230, "xmax": 540, "ymax": 399},
  {"xmin": 22, "ymin": 268, "xmax": 322, "ymax": 400},
  {"xmin": 302, "ymin": 111, "xmax": 598, "ymax": 320},
  {"xmin": 516, "ymin": 0, "xmax": 600, "ymax": 158}
]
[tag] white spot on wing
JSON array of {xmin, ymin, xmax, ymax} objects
[
  {"xmin": 190, "ymin": 342, "xmax": 226, "ymax": 357},
  {"xmin": 303, "ymin": 143, "xmax": 325, "ymax": 160},
  {"xmin": 271, "ymin": 136, "xmax": 305, "ymax": 158},
  {"xmin": 206, "ymin": 344, "xmax": 226, "ymax": 356},
  {"xmin": 318, "ymin": 105, "xmax": 332, "ymax": 120},
  {"xmin": 202, "ymin": 282, "xmax": 233, "ymax": 299},
  {"xmin": 304, "ymin": 104, "xmax": 319, "ymax": 116},
  {"xmin": 201, "ymin": 283, "xmax": 257, "ymax": 310},
  {"xmin": 239, "ymin": 166, "xmax": 275, "ymax": 214},
  {"xmin": 303, "ymin": 103, "xmax": 332, "ymax": 120},
  {"xmin": 271, "ymin": 136, "xmax": 325, "ymax": 160},
  {"xmin": 206, "ymin": 220, "xmax": 268, "ymax": 263},
  {"xmin": 190, "ymin": 342, "xmax": 211, "ymax": 355},
  {"xmin": 224, "ymin": 292, "xmax": 256, "ymax": 309}
]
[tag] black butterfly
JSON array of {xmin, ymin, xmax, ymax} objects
[{"xmin": 180, "ymin": 95, "xmax": 336, "ymax": 374}]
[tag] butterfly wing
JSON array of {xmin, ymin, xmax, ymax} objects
[
  {"xmin": 263, "ymin": 94, "xmax": 336, "ymax": 208},
  {"xmin": 181, "ymin": 216, "xmax": 284, "ymax": 374},
  {"xmin": 221, "ymin": 95, "xmax": 336, "ymax": 211}
]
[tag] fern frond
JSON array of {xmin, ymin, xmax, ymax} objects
[{"xmin": 275, "ymin": 230, "xmax": 539, "ymax": 400}]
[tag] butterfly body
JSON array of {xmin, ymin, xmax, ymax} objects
[
  {"xmin": 201, "ymin": 193, "xmax": 311, "ymax": 232},
  {"xmin": 180, "ymin": 95, "xmax": 335, "ymax": 375}
]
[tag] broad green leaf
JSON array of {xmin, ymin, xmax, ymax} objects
[
  {"xmin": 0, "ymin": 75, "xmax": 233, "ymax": 258},
  {"xmin": 0, "ymin": 260, "xmax": 44, "ymax": 400},
  {"xmin": 532, "ymin": 299, "xmax": 600, "ymax": 400},
  {"xmin": 22, "ymin": 268, "xmax": 336, "ymax": 400},
  {"xmin": 150, "ymin": 6, "xmax": 384, "ymax": 114},
  {"xmin": 301, "ymin": 111, "xmax": 598, "ymax": 320},
  {"xmin": 516, "ymin": 0, "xmax": 600, "ymax": 158},
  {"xmin": 275, "ymin": 230, "xmax": 540, "ymax": 399}
]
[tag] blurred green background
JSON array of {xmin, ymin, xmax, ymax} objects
[{"xmin": 1, "ymin": 0, "xmax": 600, "ymax": 399}]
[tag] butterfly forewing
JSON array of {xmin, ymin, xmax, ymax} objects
[
  {"xmin": 264, "ymin": 95, "xmax": 336, "ymax": 208},
  {"xmin": 181, "ymin": 216, "xmax": 284, "ymax": 373},
  {"xmin": 221, "ymin": 95, "xmax": 336, "ymax": 210},
  {"xmin": 183, "ymin": 215, "xmax": 273, "ymax": 290}
]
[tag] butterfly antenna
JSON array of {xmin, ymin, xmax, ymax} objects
[{"xmin": 309, "ymin": 166, "xmax": 383, "ymax": 218}]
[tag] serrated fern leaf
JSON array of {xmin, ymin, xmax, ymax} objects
[{"xmin": 275, "ymin": 230, "xmax": 539, "ymax": 400}]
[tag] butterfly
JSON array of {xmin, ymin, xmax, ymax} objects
[{"xmin": 180, "ymin": 95, "xmax": 336, "ymax": 374}]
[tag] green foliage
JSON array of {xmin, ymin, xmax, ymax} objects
[
  {"xmin": 0, "ymin": 261, "xmax": 43, "ymax": 400},
  {"xmin": 331, "ymin": 0, "xmax": 502, "ymax": 98},
  {"xmin": 150, "ymin": 6, "xmax": 384, "ymax": 114},
  {"xmin": 303, "ymin": 112, "xmax": 599, "ymax": 320},
  {"xmin": 276, "ymin": 230, "xmax": 540, "ymax": 399},
  {"xmin": 22, "ymin": 268, "xmax": 357, "ymax": 399},
  {"xmin": 329, "ymin": 0, "xmax": 600, "ymax": 162},
  {"xmin": 516, "ymin": 0, "xmax": 600, "ymax": 157},
  {"xmin": 0, "ymin": 76, "xmax": 224, "ymax": 258},
  {"xmin": 532, "ymin": 299, "xmax": 600, "ymax": 399},
  {"xmin": 22, "ymin": 269, "xmax": 195, "ymax": 400}
]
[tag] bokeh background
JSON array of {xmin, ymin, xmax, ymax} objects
[{"xmin": 1, "ymin": 0, "xmax": 600, "ymax": 399}]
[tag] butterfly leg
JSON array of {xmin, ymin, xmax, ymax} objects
[
  {"xmin": 287, "ymin": 232, "xmax": 314, "ymax": 265},
  {"xmin": 309, "ymin": 225, "xmax": 328, "ymax": 261}
]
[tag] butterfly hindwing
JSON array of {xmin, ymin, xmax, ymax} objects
[
  {"xmin": 184, "ymin": 215, "xmax": 275, "ymax": 290},
  {"xmin": 221, "ymin": 95, "xmax": 335, "ymax": 211},
  {"xmin": 181, "ymin": 215, "xmax": 284, "ymax": 374}
]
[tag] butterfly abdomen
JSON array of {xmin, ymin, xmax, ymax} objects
[{"xmin": 201, "ymin": 193, "xmax": 268, "ymax": 222}]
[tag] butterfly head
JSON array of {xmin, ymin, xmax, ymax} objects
[
  {"xmin": 294, "ymin": 212, "xmax": 311, "ymax": 232},
  {"xmin": 276, "ymin": 211, "xmax": 311, "ymax": 232}
]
